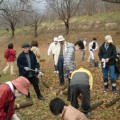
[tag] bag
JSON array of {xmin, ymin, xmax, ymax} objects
[
  {"xmin": 4, "ymin": 49, "xmax": 10, "ymax": 59},
  {"xmin": 92, "ymin": 42, "xmax": 96, "ymax": 49}
]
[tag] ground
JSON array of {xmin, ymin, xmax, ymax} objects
[{"xmin": 0, "ymin": 31, "xmax": 120, "ymax": 120}]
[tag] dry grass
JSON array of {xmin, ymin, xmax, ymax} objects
[{"xmin": 0, "ymin": 31, "xmax": 120, "ymax": 120}]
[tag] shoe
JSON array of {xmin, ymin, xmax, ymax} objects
[
  {"xmin": 85, "ymin": 112, "xmax": 91, "ymax": 118},
  {"xmin": 56, "ymin": 71, "xmax": 59, "ymax": 74},
  {"xmin": 113, "ymin": 91, "xmax": 117, "ymax": 95},
  {"xmin": 38, "ymin": 96, "xmax": 45, "ymax": 100},
  {"xmin": 104, "ymin": 88, "xmax": 108, "ymax": 93}
]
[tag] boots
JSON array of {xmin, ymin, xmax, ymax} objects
[
  {"xmin": 104, "ymin": 82, "xmax": 108, "ymax": 92},
  {"xmin": 112, "ymin": 81, "xmax": 117, "ymax": 94}
]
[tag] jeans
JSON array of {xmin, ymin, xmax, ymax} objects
[
  {"xmin": 102, "ymin": 65, "xmax": 117, "ymax": 91},
  {"xmin": 57, "ymin": 56, "xmax": 64, "ymax": 83}
]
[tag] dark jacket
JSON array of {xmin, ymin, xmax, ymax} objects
[
  {"xmin": 98, "ymin": 43, "xmax": 117, "ymax": 66},
  {"xmin": 17, "ymin": 50, "xmax": 39, "ymax": 78}
]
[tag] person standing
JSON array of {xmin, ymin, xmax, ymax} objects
[
  {"xmin": 0, "ymin": 76, "xmax": 30, "ymax": 120},
  {"xmin": 3, "ymin": 43, "xmax": 16, "ymax": 75},
  {"xmin": 87, "ymin": 38, "xmax": 98, "ymax": 62},
  {"xmin": 98, "ymin": 35, "xmax": 117, "ymax": 94},
  {"xmin": 48, "ymin": 37, "xmax": 59, "ymax": 73},
  {"xmin": 17, "ymin": 43, "xmax": 44, "ymax": 100},
  {"xmin": 69, "ymin": 67, "xmax": 93, "ymax": 116}
]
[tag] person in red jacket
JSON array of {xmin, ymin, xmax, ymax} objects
[
  {"xmin": 3, "ymin": 43, "xmax": 16, "ymax": 75},
  {"xmin": 0, "ymin": 76, "xmax": 30, "ymax": 120}
]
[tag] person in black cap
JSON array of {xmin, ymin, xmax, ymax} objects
[{"xmin": 17, "ymin": 43, "xmax": 45, "ymax": 100}]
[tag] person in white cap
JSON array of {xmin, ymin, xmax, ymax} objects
[
  {"xmin": 48, "ymin": 37, "xmax": 59, "ymax": 73},
  {"xmin": 0, "ymin": 76, "xmax": 30, "ymax": 120},
  {"xmin": 98, "ymin": 35, "xmax": 117, "ymax": 94}
]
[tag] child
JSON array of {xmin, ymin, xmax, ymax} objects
[
  {"xmin": 50, "ymin": 97, "xmax": 88, "ymax": 120},
  {"xmin": 3, "ymin": 43, "xmax": 16, "ymax": 75}
]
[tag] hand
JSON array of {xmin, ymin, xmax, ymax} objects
[
  {"xmin": 35, "ymin": 68, "xmax": 39, "ymax": 73},
  {"xmin": 12, "ymin": 114, "xmax": 20, "ymax": 120},
  {"xmin": 105, "ymin": 58, "xmax": 109, "ymax": 63},
  {"xmin": 24, "ymin": 67, "xmax": 30, "ymax": 71}
]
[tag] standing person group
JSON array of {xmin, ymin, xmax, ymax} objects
[{"xmin": 3, "ymin": 43, "xmax": 16, "ymax": 75}]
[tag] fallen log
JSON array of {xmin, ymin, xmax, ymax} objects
[
  {"xmin": 14, "ymin": 101, "xmax": 33, "ymax": 110},
  {"xmin": 105, "ymin": 96, "xmax": 120, "ymax": 108},
  {"xmin": 90, "ymin": 100, "xmax": 104, "ymax": 111}
]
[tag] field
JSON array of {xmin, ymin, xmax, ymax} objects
[{"xmin": 0, "ymin": 26, "xmax": 120, "ymax": 120}]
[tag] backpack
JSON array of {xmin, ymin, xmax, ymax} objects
[{"xmin": 4, "ymin": 49, "xmax": 10, "ymax": 59}]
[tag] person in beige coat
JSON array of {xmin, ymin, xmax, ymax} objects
[
  {"xmin": 50, "ymin": 98, "xmax": 88, "ymax": 120},
  {"xmin": 31, "ymin": 40, "xmax": 41, "ymax": 64}
]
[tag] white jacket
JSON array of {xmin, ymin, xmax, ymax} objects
[
  {"xmin": 89, "ymin": 41, "xmax": 98, "ymax": 51},
  {"xmin": 47, "ymin": 42, "xmax": 58, "ymax": 56}
]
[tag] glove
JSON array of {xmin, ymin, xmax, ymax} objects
[
  {"xmin": 11, "ymin": 114, "xmax": 20, "ymax": 120},
  {"xmin": 24, "ymin": 67, "xmax": 30, "ymax": 71},
  {"xmin": 35, "ymin": 68, "xmax": 39, "ymax": 73}
]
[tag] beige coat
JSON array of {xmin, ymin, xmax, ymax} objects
[
  {"xmin": 61, "ymin": 106, "xmax": 88, "ymax": 120},
  {"xmin": 31, "ymin": 46, "xmax": 40, "ymax": 63}
]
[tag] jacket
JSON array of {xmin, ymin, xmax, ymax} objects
[
  {"xmin": 6, "ymin": 49, "xmax": 16, "ymax": 62},
  {"xmin": 61, "ymin": 105, "xmax": 88, "ymax": 120},
  {"xmin": 31, "ymin": 46, "xmax": 40, "ymax": 63},
  {"xmin": 0, "ymin": 84, "xmax": 15, "ymax": 120},
  {"xmin": 64, "ymin": 43, "xmax": 75, "ymax": 71},
  {"xmin": 98, "ymin": 42, "xmax": 117, "ymax": 66},
  {"xmin": 89, "ymin": 41, "xmax": 98, "ymax": 51},
  {"xmin": 17, "ymin": 50, "xmax": 39, "ymax": 78},
  {"xmin": 48, "ymin": 42, "xmax": 58, "ymax": 56},
  {"xmin": 71, "ymin": 68, "xmax": 93, "ymax": 90}
]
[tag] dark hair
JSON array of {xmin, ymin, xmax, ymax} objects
[
  {"xmin": 50, "ymin": 98, "xmax": 67, "ymax": 116},
  {"xmin": 93, "ymin": 38, "xmax": 97, "ymax": 41},
  {"xmin": 31, "ymin": 40, "xmax": 38, "ymax": 47},
  {"xmin": 8, "ymin": 43, "xmax": 13, "ymax": 49},
  {"xmin": 74, "ymin": 40, "xmax": 84, "ymax": 49}
]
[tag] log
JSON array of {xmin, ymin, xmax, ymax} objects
[
  {"xmin": 90, "ymin": 100, "xmax": 104, "ymax": 111},
  {"xmin": 105, "ymin": 97, "xmax": 120, "ymax": 108},
  {"xmin": 14, "ymin": 101, "xmax": 33, "ymax": 110}
]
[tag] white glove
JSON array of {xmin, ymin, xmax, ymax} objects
[
  {"xmin": 11, "ymin": 114, "xmax": 20, "ymax": 120},
  {"xmin": 101, "ymin": 58, "xmax": 106, "ymax": 68},
  {"xmin": 24, "ymin": 67, "xmax": 30, "ymax": 71},
  {"xmin": 35, "ymin": 68, "xmax": 39, "ymax": 73}
]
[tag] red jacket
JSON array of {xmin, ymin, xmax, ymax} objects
[
  {"xmin": 0, "ymin": 84, "xmax": 15, "ymax": 120},
  {"xmin": 6, "ymin": 49, "xmax": 16, "ymax": 62}
]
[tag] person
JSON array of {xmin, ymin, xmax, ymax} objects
[
  {"xmin": 69, "ymin": 67, "xmax": 93, "ymax": 116},
  {"xmin": 80, "ymin": 38, "xmax": 87, "ymax": 61},
  {"xmin": 17, "ymin": 43, "xmax": 44, "ymax": 100},
  {"xmin": 98, "ymin": 35, "xmax": 117, "ymax": 94},
  {"xmin": 47, "ymin": 37, "xmax": 59, "ymax": 73},
  {"xmin": 50, "ymin": 97, "xmax": 88, "ymax": 120},
  {"xmin": 87, "ymin": 38, "xmax": 98, "ymax": 62},
  {"xmin": 0, "ymin": 76, "xmax": 30, "ymax": 120},
  {"xmin": 3, "ymin": 43, "xmax": 16, "ymax": 75},
  {"xmin": 31, "ymin": 40, "xmax": 41, "ymax": 66}
]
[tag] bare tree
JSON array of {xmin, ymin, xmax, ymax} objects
[
  {"xmin": 102, "ymin": 0, "xmax": 120, "ymax": 3},
  {"xmin": 46, "ymin": 0, "xmax": 81, "ymax": 35}
]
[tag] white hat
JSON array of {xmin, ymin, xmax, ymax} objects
[
  {"xmin": 57, "ymin": 35, "xmax": 65, "ymax": 42},
  {"xmin": 105, "ymin": 35, "xmax": 113, "ymax": 43},
  {"xmin": 54, "ymin": 37, "xmax": 58, "ymax": 42}
]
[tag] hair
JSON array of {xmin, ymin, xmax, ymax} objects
[
  {"xmin": 93, "ymin": 38, "xmax": 97, "ymax": 41},
  {"xmin": 74, "ymin": 40, "xmax": 84, "ymax": 49},
  {"xmin": 31, "ymin": 40, "xmax": 38, "ymax": 47},
  {"xmin": 49, "ymin": 98, "xmax": 67, "ymax": 116},
  {"xmin": 8, "ymin": 43, "xmax": 13, "ymax": 49}
]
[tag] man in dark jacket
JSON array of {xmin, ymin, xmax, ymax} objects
[
  {"xmin": 98, "ymin": 35, "xmax": 117, "ymax": 94},
  {"xmin": 17, "ymin": 43, "xmax": 44, "ymax": 100}
]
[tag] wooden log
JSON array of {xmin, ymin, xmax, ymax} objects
[
  {"xmin": 90, "ymin": 100, "xmax": 104, "ymax": 111},
  {"xmin": 105, "ymin": 97, "xmax": 120, "ymax": 108},
  {"xmin": 14, "ymin": 101, "xmax": 33, "ymax": 110}
]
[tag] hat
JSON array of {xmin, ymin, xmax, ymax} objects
[
  {"xmin": 11, "ymin": 76, "xmax": 30, "ymax": 95},
  {"xmin": 105, "ymin": 35, "xmax": 113, "ymax": 43},
  {"xmin": 57, "ymin": 35, "xmax": 65, "ymax": 42},
  {"xmin": 54, "ymin": 37, "xmax": 58, "ymax": 42},
  {"xmin": 22, "ymin": 43, "xmax": 30, "ymax": 48}
]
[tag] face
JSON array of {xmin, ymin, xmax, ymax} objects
[
  {"xmin": 60, "ymin": 41, "xmax": 64, "ymax": 45},
  {"xmin": 14, "ymin": 90, "xmax": 22, "ymax": 98},
  {"xmin": 105, "ymin": 41, "xmax": 110, "ymax": 46},
  {"xmin": 23, "ymin": 47, "xmax": 30, "ymax": 53},
  {"xmin": 75, "ymin": 45, "xmax": 80, "ymax": 50}
]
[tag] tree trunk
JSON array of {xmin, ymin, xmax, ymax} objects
[
  {"xmin": 34, "ymin": 24, "xmax": 38, "ymax": 37},
  {"xmin": 10, "ymin": 23, "xmax": 15, "ymax": 38},
  {"xmin": 64, "ymin": 20, "xmax": 69, "ymax": 35}
]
